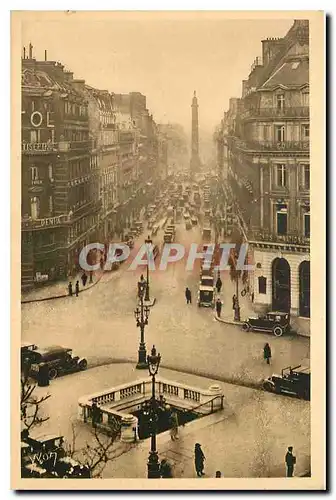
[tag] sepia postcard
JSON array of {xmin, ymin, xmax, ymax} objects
[{"xmin": 11, "ymin": 10, "xmax": 326, "ymax": 490}]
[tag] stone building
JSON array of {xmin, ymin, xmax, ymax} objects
[
  {"xmin": 21, "ymin": 47, "xmax": 100, "ymax": 289},
  {"xmin": 218, "ymin": 20, "xmax": 310, "ymax": 319}
]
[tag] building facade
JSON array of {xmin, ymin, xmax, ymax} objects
[
  {"xmin": 21, "ymin": 47, "xmax": 100, "ymax": 289},
  {"xmin": 218, "ymin": 20, "xmax": 310, "ymax": 318}
]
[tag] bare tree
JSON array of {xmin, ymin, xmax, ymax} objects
[
  {"xmin": 67, "ymin": 420, "xmax": 135, "ymax": 478},
  {"xmin": 20, "ymin": 371, "xmax": 51, "ymax": 432}
]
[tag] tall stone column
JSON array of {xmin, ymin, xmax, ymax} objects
[{"xmin": 190, "ymin": 91, "xmax": 200, "ymax": 176}]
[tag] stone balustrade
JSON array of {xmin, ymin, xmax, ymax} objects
[{"xmin": 78, "ymin": 377, "xmax": 225, "ymax": 442}]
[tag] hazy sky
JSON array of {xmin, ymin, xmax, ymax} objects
[{"xmin": 21, "ymin": 13, "xmax": 294, "ymax": 134}]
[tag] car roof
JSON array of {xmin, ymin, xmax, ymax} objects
[
  {"xmin": 293, "ymin": 366, "xmax": 310, "ymax": 374},
  {"xmin": 201, "ymin": 275, "xmax": 214, "ymax": 280},
  {"xmin": 199, "ymin": 285, "xmax": 214, "ymax": 292},
  {"xmin": 35, "ymin": 346, "xmax": 71, "ymax": 356},
  {"xmin": 28, "ymin": 433, "xmax": 63, "ymax": 443},
  {"xmin": 269, "ymin": 311, "xmax": 289, "ymax": 316},
  {"xmin": 21, "ymin": 341, "xmax": 36, "ymax": 348}
]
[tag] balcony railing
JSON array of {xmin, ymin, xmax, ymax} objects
[
  {"xmin": 234, "ymin": 139, "xmax": 310, "ymax": 152},
  {"xmin": 240, "ymin": 106, "xmax": 309, "ymax": 120},
  {"xmin": 22, "ymin": 140, "xmax": 96, "ymax": 155},
  {"xmin": 21, "ymin": 214, "xmax": 70, "ymax": 230},
  {"xmin": 249, "ymin": 229, "xmax": 310, "ymax": 247}
]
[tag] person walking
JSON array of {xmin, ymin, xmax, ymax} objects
[
  {"xmin": 263, "ymin": 343, "xmax": 272, "ymax": 365},
  {"xmin": 81, "ymin": 272, "xmax": 87, "ymax": 287},
  {"xmin": 89, "ymin": 270, "xmax": 93, "ymax": 284},
  {"xmin": 68, "ymin": 282, "xmax": 73, "ymax": 297},
  {"xmin": 185, "ymin": 287, "xmax": 192, "ymax": 304},
  {"xmin": 216, "ymin": 276, "xmax": 222, "ymax": 293},
  {"xmin": 160, "ymin": 459, "xmax": 173, "ymax": 478},
  {"xmin": 285, "ymin": 446, "xmax": 296, "ymax": 477},
  {"xmin": 75, "ymin": 281, "xmax": 79, "ymax": 297},
  {"xmin": 194, "ymin": 443, "xmax": 206, "ymax": 477},
  {"xmin": 232, "ymin": 294, "xmax": 237, "ymax": 310},
  {"xmin": 216, "ymin": 298, "xmax": 222, "ymax": 318},
  {"xmin": 169, "ymin": 410, "xmax": 179, "ymax": 441}
]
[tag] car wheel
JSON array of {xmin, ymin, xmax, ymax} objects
[
  {"xmin": 48, "ymin": 367, "xmax": 58, "ymax": 380},
  {"xmin": 273, "ymin": 325, "xmax": 284, "ymax": 337},
  {"xmin": 263, "ymin": 381, "xmax": 274, "ymax": 392},
  {"xmin": 78, "ymin": 359, "xmax": 88, "ymax": 370},
  {"xmin": 242, "ymin": 322, "xmax": 250, "ymax": 332}
]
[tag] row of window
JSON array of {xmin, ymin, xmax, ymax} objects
[
  {"xmin": 30, "ymin": 196, "xmax": 53, "ymax": 220},
  {"xmin": 276, "ymin": 204, "xmax": 310, "ymax": 238},
  {"xmin": 28, "ymin": 129, "xmax": 55, "ymax": 144},
  {"xmin": 261, "ymin": 123, "xmax": 309, "ymax": 142},
  {"xmin": 274, "ymin": 92, "xmax": 309, "ymax": 109},
  {"xmin": 30, "ymin": 164, "xmax": 53, "ymax": 182},
  {"xmin": 274, "ymin": 163, "xmax": 310, "ymax": 190},
  {"xmin": 63, "ymin": 129, "xmax": 89, "ymax": 142},
  {"xmin": 64, "ymin": 101, "xmax": 88, "ymax": 117}
]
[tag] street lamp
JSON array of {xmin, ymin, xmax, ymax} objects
[
  {"xmin": 147, "ymin": 345, "xmax": 161, "ymax": 479},
  {"xmin": 134, "ymin": 279, "xmax": 150, "ymax": 369},
  {"xmin": 144, "ymin": 235, "xmax": 152, "ymax": 302}
]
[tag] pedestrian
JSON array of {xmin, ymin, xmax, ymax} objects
[
  {"xmin": 169, "ymin": 410, "xmax": 179, "ymax": 441},
  {"xmin": 285, "ymin": 446, "xmax": 296, "ymax": 477},
  {"xmin": 216, "ymin": 276, "xmax": 222, "ymax": 293},
  {"xmin": 216, "ymin": 298, "xmax": 222, "ymax": 318},
  {"xmin": 232, "ymin": 294, "xmax": 237, "ymax": 310},
  {"xmin": 75, "ymin": 281, "xmax": 79, "ymax": 297},
  {"xmin": 194, "ymin": 443, "xmax": 206, "ymax": 477},
  {"xmin": 215, "ymin": 471, "xmax": 222, "ymax": 478},
  {"xmin": 81, "ymin": 272, "xmax": 87, "ymax": 287},
  {"xmin": 185, "ymin": 287, "xmax": 192, "ymax": 304},
  {"xmin": 89, "ymin": 270, "xmax": 93, "ymax": 284},
  {"xmin": 160, "ymin": 459, "xmax": 173, "ymax": 478},
  {"xmin": 251, "ymin": 291, "xmax": 254, "ymax": 303},
  {"xmin": 68, "ymin": 282, "xmax": 73, "ymax": 297},
  {"xmin": 100, "ymin": 256, "xmax": 104, "ymax": 270},
  {"xmin": 263, "ymin": 343, "xmax": 272, "ymax": 365}
]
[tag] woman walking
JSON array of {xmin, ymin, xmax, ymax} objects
[
  {"xmin": 263, "ymin": 343, "xmax": 272, "ymax": 365},
  {"xmin": 194, "ymin": 443, "xmax": 206, "ymax": 477}
]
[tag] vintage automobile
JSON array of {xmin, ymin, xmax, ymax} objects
[
  {"xmin": 242, "ymin": 311, "xmax": 291, "ymax": 337},
  {"xmin": 163, "ymin": 232, "xmax": 174, "ymax": 243},
  {"xmin": 262, "ymin": 365, "xmax": 310, "ymax": 400},
  {"xmin": 198, "ymin": 284, "xmax": 215, "ymax": 308},
  {"xmin": 29, "ymin": 346, "xmax": 88, "ymax": 380},
  {"xmin": 185, "ymin": 219, "xmax": 192, "ymax": 230},
  {"xmin": 21, "ymin": 341, "xmax": 39, "ymax": 369},
  {"xmin": 191, "ymin": 216, "xmax": 198, "ymax": 226},
  {"xmin": 202, "ymin": 227, "xmax": 212, "ymax": 243}
]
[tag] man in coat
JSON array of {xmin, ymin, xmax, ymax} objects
[
  {"xmin": 68, "ymin": 282, "xmax": 73, "ymax": 297},
  {"xmin": 185, "ymin": 287, "xmax": 192, "ymax": 304},
  {"xmin": 216, "ymin": 276, "xmax": 222, "ymax": 293},
  {"xmin": 75, "ymin": 281, "xmax": 80, "ymax": 297},
  {"xmin": 216, "ymin": 298, "xmax": 222, "ymax": 318},
  {"xmin": 285, "ymin": 446, "xmax": 296, "ymax": 477}
]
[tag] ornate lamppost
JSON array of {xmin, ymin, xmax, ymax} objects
[
  {"xmin": 147, "ymin": 345, "xmax": 161, "ymax": 479},
  {"xmin": 134, "ymin": 279, "xmax": 150, "ymax": 369},
  {"xmin": 144, "ymin": 235, "xmax": 152, "ymax": 302}
]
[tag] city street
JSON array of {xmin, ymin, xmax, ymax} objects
[{"xmin": 22, "ymin": 222, "xmax": 310, "ymax": 385}]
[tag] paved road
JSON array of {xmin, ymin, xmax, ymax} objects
[{"xmin": 22, "ymin": 222, "xmax": 310, "ymax": 385}]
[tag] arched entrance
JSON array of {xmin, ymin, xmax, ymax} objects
[
  {"xmin": 272, "ymin": 258, "xmax": 291, "ymax": 312},
  {"xmin": 299, "ymin": 261, "xmax": 310, "ymax": 317}
]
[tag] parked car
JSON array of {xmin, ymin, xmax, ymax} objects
[
  {"xmin": 242, "ymin": 311, "xmax": 291, "ymax": 337},
  {"xmin": 262, "ymin": 365, "xmax": 310, "ymax": 400},
  {"xmin": 29, "ymin": 346, "xmax": 88, "ymax": 380},
  {"xmin": 21, "ymin": 341, "xmax": 38, "ymax": 369}
]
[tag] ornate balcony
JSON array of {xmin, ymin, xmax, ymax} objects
[
  {"xmin": 248, "ymin": 229, "xmax": 310, "ymax": 251},
  {"xmin": 240, "ymin": 106, "xmax": 309, "ymax": 120},
  {"xmin": 22, "ymin": 140, "xmax": 95, "ymax": 155},
  {"xmin": 234, "ymin": 138, "xmax": 310, "ymax": 152}
]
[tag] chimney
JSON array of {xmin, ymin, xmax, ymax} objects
[
  {"xmin": 45, "ymin": 50, "xmax": 47, "ymax": 61},
  {"xmin": 29, "ymin": 43, "xmax": 33, "ymax": 59},
  {"xmin": 23, "ymin": 47, "xmax": 26, "ymax": 59}
]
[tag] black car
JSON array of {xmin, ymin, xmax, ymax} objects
[
  {"xmin": 29, "ymin": 346, "xmax": 88, "ymax": 380},
  {"xmin": 263, "ymin": 365, "xmax": 310, "ymax": 400},
  {"xmin": 242, "ymin": 311, "xmax": 291, "ymax": 337}
]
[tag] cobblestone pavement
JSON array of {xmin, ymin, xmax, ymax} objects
[
  {"xmin": 32, "ymin": 364, "xmax": 310, "ymax": 478},
  {"xmin": 21, "ymin": 222, "xmax": 310, "ymax": 385}
]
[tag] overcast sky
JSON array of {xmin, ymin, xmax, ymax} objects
[{"xmin": 21, "ymin": 13, "xmax": 294, "ymax": 134}]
